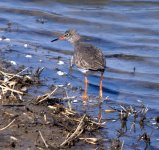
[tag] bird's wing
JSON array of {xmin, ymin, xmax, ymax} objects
[{"xmin": 74, "ymin": 43, "xmax": 106, "ymax": 71}]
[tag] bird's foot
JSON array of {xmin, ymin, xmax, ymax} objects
[
  {"xmin": 99, "ymin": 90, "xmax": 103, "ymax": 99},
  {"xmin": 99, "ymin": 95, "xmax": 103, "ymax": 99},
  {"xmin": 81, "ymin": 95, "xmax": 89, "ymax": 101}
]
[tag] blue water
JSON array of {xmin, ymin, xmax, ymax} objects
[{"xmin": 0, "ymin": 0, "xmax": 159, "ymax": 149}]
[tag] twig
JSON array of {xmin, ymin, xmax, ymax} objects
[
  {"xmin": 65, "ymin": 88, "xmax": 72, "ymax": 110},
  {"xmin": 62, "ymin": 96, "xmax": 76, "ymax": 100},
  {"xmin": 38, "ymin": 130, "xmax": 49, "ymax": 148},
  {"xmin": 0, "ymin": 85, "xmax": 23, "ymax": 94},
  {"xmin": 60, "ymin": 114, "xmax": 86, "ymax": 147},
  {"xmin": 0, "ymin": 67, "xmax": 29, "ymax": 83},
  {"xmin": 121, "ymin": 140, "xmax": 124, "ymax": 150},
  {"xmin": 0, "ymin": 118, "xmax": 16, "ymax": 131},
  {"xmin": 6, "ymin": 67, "xmax": 29, "ymax": 82},
  {"xmin": 36, "ymin": 86, "xmax": 58, "ymax": 103},
  {"xmin": 79, "ymin": 137, "xmax": 99, "ymax": 144}
]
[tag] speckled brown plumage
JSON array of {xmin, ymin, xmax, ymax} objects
[{"xmin": 73, "ymin": 42, "xmax": 106, "ymax": 72}]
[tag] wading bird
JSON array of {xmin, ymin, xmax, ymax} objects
[{"xmin": 51, "ymin": 29, "xmax": 106, "ymax": 100}]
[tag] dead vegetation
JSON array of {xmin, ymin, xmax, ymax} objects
[{"xmin": 0, "ymin": 62, "xmax": 104, "ymax": 149}]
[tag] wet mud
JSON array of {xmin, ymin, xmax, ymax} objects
[{"xmin": 0, "ymin": 60, "xmax": 158, "ymax": 150}]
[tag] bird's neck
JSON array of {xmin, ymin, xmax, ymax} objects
[
  {"xmin": 68, "ymin": 33, "xmax": 81, "ymax": 45},
  {"xmin": 71, "ymin": 40, "xmax": 80, "ymax": 46}
]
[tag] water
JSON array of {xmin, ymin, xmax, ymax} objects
[{"xmin": 0, "ymin": 0, "xmax": 159, "ymax": 149}]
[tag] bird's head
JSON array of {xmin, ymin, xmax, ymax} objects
[{"xmin": 51, "ymin": 29, "xmax": 80, "ymax": 43}]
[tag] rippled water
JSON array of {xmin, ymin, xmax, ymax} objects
[{"xmin": 0, "ymin": 0, "xmax": 159, "ymax": 149}]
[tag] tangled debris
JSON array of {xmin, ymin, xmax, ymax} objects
[
  {"xmin": 46, "ymin": 103, "xmax": 103, "ymax": 148},
  {"xmin": 0, "ymin": 67, "xmax": 42, "ymax": 104},
  {"xmin": 105, "ymin": 102, "xmax": 155, "ymax": 149}
]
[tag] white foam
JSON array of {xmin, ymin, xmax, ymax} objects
[
  {"xmin": 25, "ymin": 55, "xmax": 32, "ymax": 58},
  {"xmin": 73, "ymin": 99, "xmax": 78, "ymax": 103},
  {"xmin": 10, "ymin": 61, "xmax": 17, "ymax": 65},
  {"xmin": 24, "ymin": 44, "xmax": 28, "ymax": 48},
  {"xmin": 57, "ymin": 60, "xmax": 64, "ymax": 65},
  {"xmin": 57, "ymin": 71, "xmax": 66, "ymax": 76},
  {"xmin": 57, "ymin": 84, "xmax": 64, "ymax": 87},
  {"xmin": 4, "ymin": 38, "xmax": 10, "ymax": 42}
]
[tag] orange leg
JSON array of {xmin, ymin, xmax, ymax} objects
[
  {"xmin": 99, "ymin": 72, "xmax": 104, "ymax": 99},
  {"xmin": 82, "ymin": 75, "xmax": 88, "ymax": 100}
]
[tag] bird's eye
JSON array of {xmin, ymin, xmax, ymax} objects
[{"xmin": 65, "ymin": 33, "xmax": 69, "ymax": 37}]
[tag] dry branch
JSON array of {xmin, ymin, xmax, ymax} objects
[
  {"xmin": 35, "ymin": 86, "xmax": 58, "ymax": 104},
  {"xmin": 60, "ymin": 114, "xmax": 86, "ymax": 147},
  {"xmin": 0, "ymin": 118, "xmax": 16, "ymax": 131},
  {"xmin": 0, "ymin": 85, "xmax": 23, "ymax": 95},
  {"xmin": 38, "ymin": 130, "xmax": 49, "ymax": 148}
]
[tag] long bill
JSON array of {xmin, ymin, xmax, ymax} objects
[
  {"xmin": 51, "ymin": 38, "xmax": 59, "ymax": 42},
  {"xmin": 51, "ymin": 36, "xmax": 65, "ymax": 42}
]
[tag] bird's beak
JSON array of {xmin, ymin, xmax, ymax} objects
[
  {"xmin": 51, "ymin": 36, "xmax": 65, "ymax": 42},
  {"xmin": 51, "ymin": 38, "xmax": 58, "ymax": 42}
]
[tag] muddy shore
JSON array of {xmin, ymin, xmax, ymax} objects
[
  {"xmin": 0, "ymin": 59, "xmax": 158, "ymax": 150},
  {"xmin": 0, "ymin": 60, "xmax": 107, "ymax": 150}
]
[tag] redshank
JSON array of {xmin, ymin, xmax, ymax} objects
[{"xmin": 51, "ymin": 29, "xmax": 106, "ymax": 100}]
